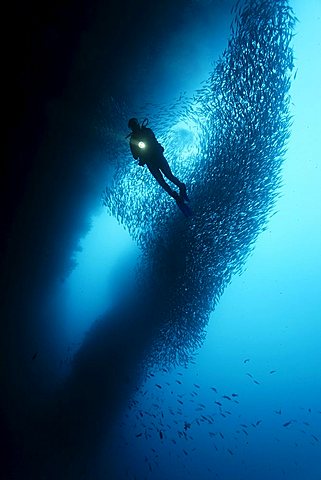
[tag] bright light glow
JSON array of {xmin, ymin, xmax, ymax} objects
[
  {"xmin": 138, "ymin": 141, "xmax": 146, "ymax": 149},
  {"xmin": 167, "ymin": 115, "xmax": 202, "ymax": 163}
]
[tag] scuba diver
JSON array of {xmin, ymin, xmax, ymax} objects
[{"xmin": 127, "ymin": 118, "xmax": 188, "ymax": 204}]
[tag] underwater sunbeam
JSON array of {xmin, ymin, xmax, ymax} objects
[{"xmin": 56, "ymin": 208, "xmax": 140, "ymax": 346}]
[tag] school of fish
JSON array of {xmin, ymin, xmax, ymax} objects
[{"xmin": 102, "ymin": 0, "xmax": 296, "ymax": 368}]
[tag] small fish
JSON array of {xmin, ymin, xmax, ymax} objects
[
  {"xmin": 184, "ymin": 422, "xmax": 191, "ymax": 431},
  {"xmin": 269, "ymin": 370, "xmax": 277, "ymax": 374},
  {"xmin": 311, "ymin": 434, "xmax": 319, "ymax": 442},
  {"xmin": 219, "ymin": 432, "xmax": 224, "ymax": 439},
  {"xmin": 231, "ymin": 393, "xmax": 238, "ymax": 397},
  {"xmin": 211, "ymin": 387, "xmax": 218, "ymax": 393},
  {"xmin": 194, "ymin": 384, "xmax": 200, "ymax": 389},
  {"xmin": 176, "ymin": 380, "xmax": 182, "ymax": 385},
  {"xmin": 155, "ymin": 384, "xmax": 162, "ymax": 389},
  {"xmin": 32, "ymin": 352, "xmax": 38, "ymax": 360},
  {"xmin": 227, "ymin": 449, "xmax": 234, "ymax": 455},
  {"xmin": 136, "ymin": 433, "xmax": 143, "ymax": 437},
  {"xmin": 256, "ymin": 420, "xmax": 262, "ymax": 426},
  {"xmin": 159, "ymin": 430, "xmax": 163, "ymax": 439},
  {"xmin": 222, "ymin": 395, "xmax": 231, "ymax": 401},
  {"xmin": 215, "ymin": 401, "xmax": 222, "ymax": 407},
  {"xmin": 253, "ymin": 380, "xmax": 260, "ymax": 385},
  {"xmin": 283, "ymin": 421, "xmax": 292, "ymax": 427},
  {"xmin": 244, "ymin": 358, "xmax": 250, "ymax": 363},
  {"xmin": 183, "ymin": 449, "xmax": 188, "ymax": 456},
  {"xmin": 274, "ymin": 410, "xmax": 282, "ymax": 415},
  {"xmin": 246, "ymin": 373, "xmax": 253, "ymax": 378}
]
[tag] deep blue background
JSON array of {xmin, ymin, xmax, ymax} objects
[{"xmin": 2, "ymin": 1, "xmax": 320, "ymax": 479}]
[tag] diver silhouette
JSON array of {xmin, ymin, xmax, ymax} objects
[{"xmin": 127, "ymin": 118, "xmax": 188, "ymax": 203}]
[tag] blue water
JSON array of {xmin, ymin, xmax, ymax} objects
[{"xmin": 2, "ymin": 1, "xmax": 320, "ymax": 479}]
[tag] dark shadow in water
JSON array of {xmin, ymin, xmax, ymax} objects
[{"xmin": 1, "ymin": 1, "xmax": 295, "ymax": 479}]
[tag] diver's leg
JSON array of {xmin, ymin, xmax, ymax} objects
[
  {"xmin": 159, "ymin": 157, "xmax": 188, "ymax": 200},
  {"xmin": 147, "ymin": 165, "xmax": 180, "ymax": 200}
]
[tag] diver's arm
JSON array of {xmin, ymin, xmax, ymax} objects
[
  {"xmin": 130, "ymin": 142, "xmax": 145, "ymax": 166},
  {"xmin": 130, "ymin": 140, "xmax": 139, "ymax": 160}
]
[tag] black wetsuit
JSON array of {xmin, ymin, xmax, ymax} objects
[{"xmin": 129, "ymin": 126, "xmax": 185, "ymax": 200}]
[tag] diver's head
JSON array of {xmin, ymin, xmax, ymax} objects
[{"xmin": 128, "ymin": 118, "xmax": 140, "ymax": 132}]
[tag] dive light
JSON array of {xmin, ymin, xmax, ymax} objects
[{"xmin": 138, "ymin": 141, "xmax": 146, "ymax": 149}]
